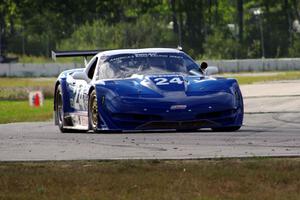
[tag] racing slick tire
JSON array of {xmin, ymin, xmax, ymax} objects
[
  {"xmin": 55, "ymin": 85, "xmax": 72, "ymax": 133},
  {"xmin": 88, "ymin": 90, "xmax": 100, "ymax": 133}
]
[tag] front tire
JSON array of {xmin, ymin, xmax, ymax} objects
[{"xmin": 88, "ymin": 90, "xmax": 100, "ymax": 133}]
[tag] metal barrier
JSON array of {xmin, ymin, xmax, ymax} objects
[
  {"xmin": 0, "ymin": 63, "xmax": 82, "ymax": 77},
  {"xmin": 201, "ymin": 58, "xmax": 300, "ymax": 73}
]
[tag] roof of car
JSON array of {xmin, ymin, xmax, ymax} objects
[{"xmin": 97, "ymin": 48, "xmax": 182, "ymax": 57}]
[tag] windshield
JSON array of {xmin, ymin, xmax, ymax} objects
[{"xmin": 97, "ymin": 53, "xmax": 199, "ymax": 79}]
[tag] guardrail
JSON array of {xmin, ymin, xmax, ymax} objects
[
  {"xmin": 1, "ymin": 58, "xmax": 300, "ymax": 77},
  {"xmin": 202, "ymin": 58, "xmax": 300, "ymax": 73},
  {"xmin": 0, "ymin": 63, "xmax": 83, "ymax": 77}
]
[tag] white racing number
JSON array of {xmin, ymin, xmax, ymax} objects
[
  {"xmin": 153, "ymin": 77, "xmax": 183, "ymax": 85},
  {"xmin": 73, "ymin": 86, "xmax": 85, "ymax": 109}
]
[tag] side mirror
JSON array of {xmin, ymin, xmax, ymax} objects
[
  {"xmin": 200, "ymin": 62, "xmax": 208, "ymax": 72},
  {"xmin": 205, "ymin": 66, "xmax": 219, "ymax": 76},
  {"xmin": 199, "ymin": 62, "xmax": 218, "ymax": 76},
  {"xmin": 72, "ymin": 71, "xmax": 89, "ymax": 81}
]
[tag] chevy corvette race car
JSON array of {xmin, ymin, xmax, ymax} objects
[{"xmin": 52, "ymin": 48, "xmax": 243, "ymax": 132}]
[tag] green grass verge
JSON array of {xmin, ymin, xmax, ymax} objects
[
  {"xmin": 0, "ymin": 158, "xmax": 300, "ymax": 200},
  {"xmin": 0, "ymin": 77, "xmax": 56, "ymax": 88},
  {"xmin": 0, "ymin": 99, "xmax": 53, "ymax": 124},
  {"xmin": 0, "ymin": 78, "xmax": 56, "ymax": 100},
  {"xmin": 222, "ymin": 71, "xmax": 300, "ymax": 84}
]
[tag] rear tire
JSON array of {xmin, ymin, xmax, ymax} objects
[
  {"xmin": 211, "ymin": 126, "xmax": 241, "ymax": 132},
  {"xmin": 55, "ymin": 85, "xmax": 71, "ymax": 133},
  {"xmin": 88, "ymin": 90, "xmax": 100, "ymax": 133}
]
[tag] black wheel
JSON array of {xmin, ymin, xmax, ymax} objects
[
  {"xmin": 211, "ymin": 126, "xmax": 241, "ymax": 132},
  {"xmin": 55, "ymin": 85, "xmax": 71, "ymax": 133},
  {"xmin": 88, "ymin": 90, "xmax": 99, "ymax": 132}
]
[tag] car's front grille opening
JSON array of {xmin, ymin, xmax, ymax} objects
[
  {"xmin": 196, "ymin": 109, "xmax": 236, "ymax": 119},
  {"xmin": 214, "ymin": 117, "xmax": 236, "ymax": 124},
  {"xmin": 137, "ymin": 120, "xmax": 216, "ymax": 130}
]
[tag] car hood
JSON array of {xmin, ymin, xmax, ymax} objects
[{"xmin": 95, "ymin": 74, "xmax": 238, "ymax": 98}]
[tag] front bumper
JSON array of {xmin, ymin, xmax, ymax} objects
[{"xmin": 98, "ymin": 91, "xmax": 244, "ymax": 130}]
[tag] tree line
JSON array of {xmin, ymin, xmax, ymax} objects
[{"xmin": 1, "ymin": 0, "xmax": 300, "ymax": 60}]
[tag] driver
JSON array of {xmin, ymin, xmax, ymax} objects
[{"xmin": 167, "ymin": 58, "xmax": 184, "ymax": 72}]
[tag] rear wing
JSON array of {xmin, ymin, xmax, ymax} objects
[
  {"xmin": 51, "ymin": 50, "xmax": 102, "ymax": 61},
  {"xmin": 51, "ymin": 47, "xmax": 183, "ymax": 61}
]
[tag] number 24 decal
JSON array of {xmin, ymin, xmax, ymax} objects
[{"xmin": 153, "ymin": 77, "xmax": 183, "ymax": 85}]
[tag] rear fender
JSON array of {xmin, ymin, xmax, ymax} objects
[
  {"xmin": 53, "ymin": 81, "xmax": 60, "ymax": 125},
  {"xmin": 53, "ymin": 78, "xmax": 73, "ymax": 125}
]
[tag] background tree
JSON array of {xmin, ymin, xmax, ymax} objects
[{"xmin": 1, "ymin": 0, "xmax": 300, "ymax": 59}]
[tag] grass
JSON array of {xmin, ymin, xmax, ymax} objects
[
  {"xmin": 0, "ymin": 78, "xmax": 56, "ymax": 100},
  {"xmin": 0, "ymin": 99, "xmax": 53, "ymax": 124},
  {"xmin": 0, "ymin": 78, "xmax": 55, "ymax": 124},
  {"xmin": 0, "ymin": 77, "xmax": 56, "ymax": 88},
  {"xmin": 221, "ymin": 71, "xmax": 300, "ymax": 84},
  {"xmin": 0, "ymin": 158, "xmax": 299, "ymax": 200}
]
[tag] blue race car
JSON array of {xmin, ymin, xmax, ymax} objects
[{"xmin": 52, "ymin": 48, "xmax": 243, "ymax": 132}]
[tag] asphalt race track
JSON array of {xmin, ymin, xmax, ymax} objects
[{"xmin": 0, "ymin": 80, "xmax": 300, "ymax": 161}]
